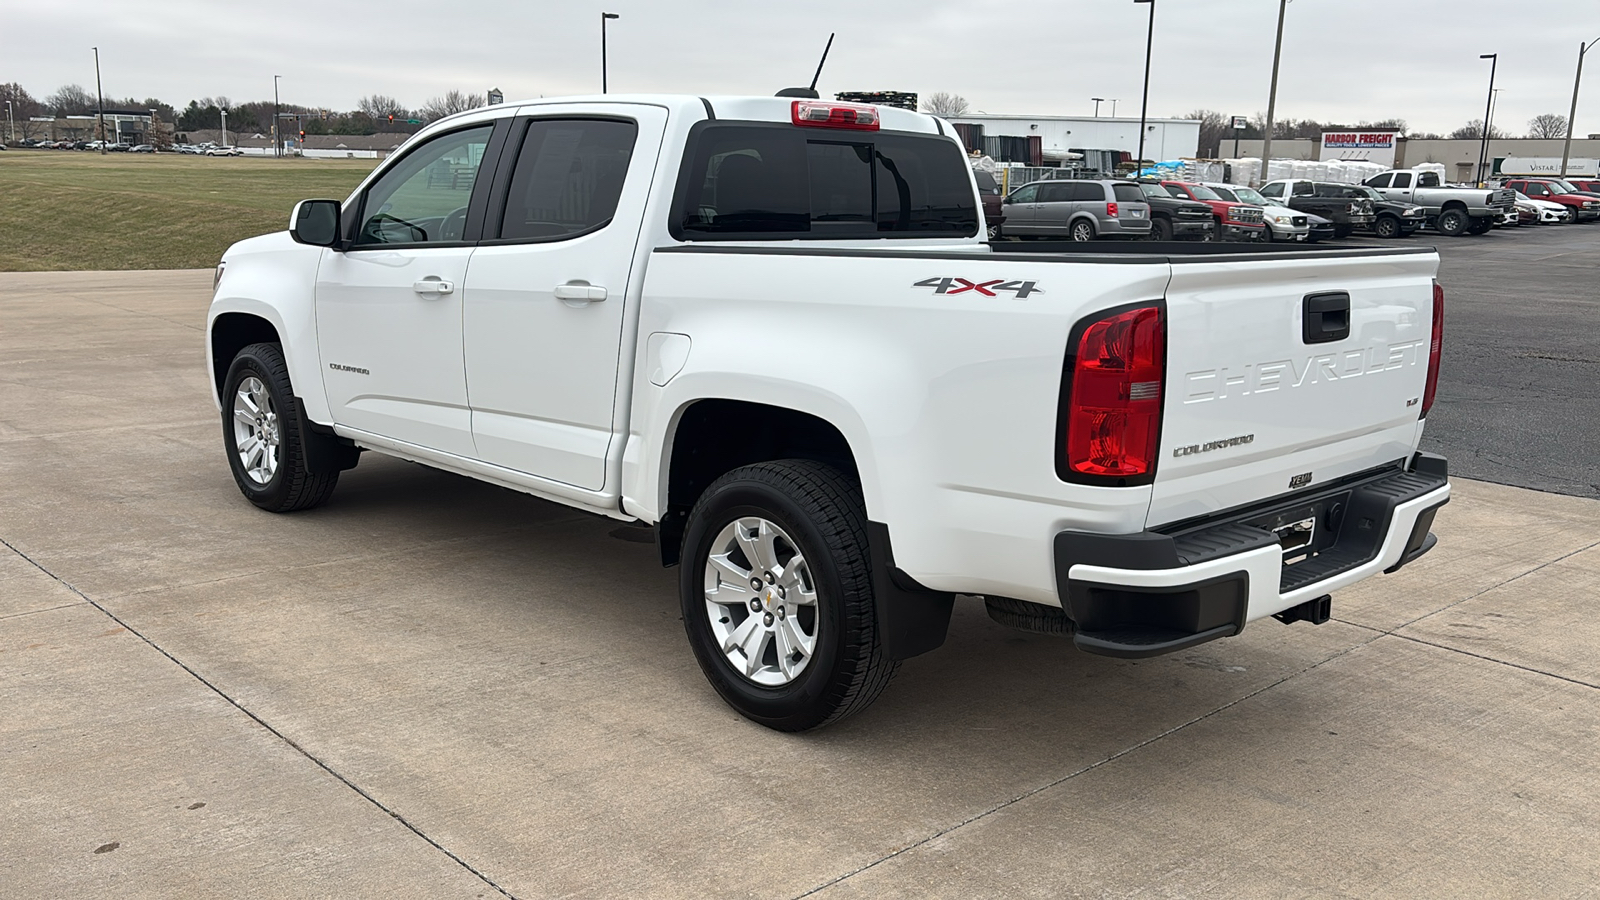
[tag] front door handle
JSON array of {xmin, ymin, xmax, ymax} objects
[
  {"xmin": 553, "ymin": 283, "xmax": 608, "ymax": 303},
  {"xmin": 413, "ymin": 278, "xmax": 454, "ymax": 295}
]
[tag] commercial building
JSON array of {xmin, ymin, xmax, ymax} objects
[{"xmin": 945, "ymin": 114, "xmax": 1200, "ymax": 167}]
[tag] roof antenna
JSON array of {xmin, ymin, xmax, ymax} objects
[{"xmin": 776, "ymin": 32, "xmax": 834, "ymax": 99}]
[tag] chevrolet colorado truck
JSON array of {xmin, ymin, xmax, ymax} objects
[
  {"xmin": 1361, "ymin": 168, "xmax": 1515, "ymax": 236},
  {"xmin": 207, "ymin": 95, "xmax": 1451, "ymax": 731}
]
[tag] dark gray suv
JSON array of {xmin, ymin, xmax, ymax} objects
[{"xmin": 999, "ymin": 179, "xmax": 1153, "ymax": 241}]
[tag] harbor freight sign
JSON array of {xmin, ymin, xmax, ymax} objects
[{"xmin": 1320, "ymin": 131, "xmax": 1399, "ymax": 166}]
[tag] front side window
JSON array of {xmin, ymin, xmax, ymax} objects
[
  {"xmin": 674, "ymin": 124, "xmax": 979, "ymax": 239},
  {"xmin": 1008, "ymin": 184, "xmax": 1039, "ymax": 204},
  {"xmin": 355, "ymin": 125, "xmax": 493, "ymax": 246},
  {"xmin": 1260, "ymin": 182, "xmax": 1284, "ymax": 198},
  {"xmin": 498, "ymin": 118, "xmax": 638, "ymax": 241}
]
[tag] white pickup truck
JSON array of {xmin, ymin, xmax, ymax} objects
[{"xmin": 207, "ymin": 94, "xmax": 1450, "ymax": 730}]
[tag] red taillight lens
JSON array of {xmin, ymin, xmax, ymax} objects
[
  {"xmin": 1422, "ymin": 281, "xmax": 1444, "ymax": 416},
  {"xmin": 791, "ymin": 100, "xmax": 880, "ymax": 130},
  {"xmin": 1107, "ymin": 201, "xmax": 1119, "ymax": 217},
  {"xmin": 1063, "ymin": 305, "xmax": 1165, "ymax": 480}
]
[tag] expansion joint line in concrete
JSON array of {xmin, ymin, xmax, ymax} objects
[
  {"xmin": 0, "ymin": 536, "xmax": 521, "ymax": 900},
  {"xmin": 792, "ymin": 537, "xmax": 1600, "ymax": 898}
]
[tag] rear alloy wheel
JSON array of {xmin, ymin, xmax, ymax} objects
[
  {"xmin": 679, "ymin": 460, "xmax": 895, "ymax": 731},
  {"xmin": 1373, "ymin": 216, "xmax": 1401, "ymax": 239},
  {"xmin": 1435, "ymin": 208, "xmax": 1469, "ymax": 237},
  {"xmin": 986, "ymin": 222, "xmax": 1000, "ymax": 241},
  {"xmin": 1070, "ymin": 219, "xmax": 1096, "ymax": 242}
]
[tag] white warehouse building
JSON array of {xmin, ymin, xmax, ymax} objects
[{"xmin": 945, "ymin": 114, "xmax": 1200, "ymax": 167}]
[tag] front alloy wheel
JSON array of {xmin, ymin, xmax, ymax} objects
[{"xmin": 232, "ymin": 376, "xmax": 281, "ymax": 485}]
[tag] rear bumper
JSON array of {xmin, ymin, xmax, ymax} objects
[{"xmin": 1053, "ymin": 453, "xmax": 1450, "ymax": 658}]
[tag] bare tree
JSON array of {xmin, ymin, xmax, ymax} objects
[
  {"xmin": 921, "ymin": 92, "xmax": 970, "ymax": 118},
  {"xmin": 45, "ymin": 83, "xmax": 95, "ymax": 115},
  {"xmin": 1527, "ymin": 113, "xmax": 1568, "ymax": 139},
  {"xmin": 1448, "ymin": 120, "xmax": 1508, "ymax": 140},
  {"xmin": 1, "ymin": 83, "xmax": 44, "ymax": 139},
  {"xmin": 418, "ymin": 90, "xmax": 485, "ymax": 122},
  {"xmin": 357, "ymin": 94, "xmax": 408, "ymax": 121},
  {"xmin": 1185, "ymin": 109, "xmax": 1228, "ymax": 156}
]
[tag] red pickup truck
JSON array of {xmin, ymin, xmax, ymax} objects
[
  {"xmin": 1160, "ymin": 180, "xmax": 1267, "ymax": 240},
  {"xmin": 1500, "ymin": 178, "xmax": 1600, "ymax": 222}
]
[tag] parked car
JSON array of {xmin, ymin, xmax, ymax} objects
[
  {"xmin": 206, "ymin": 94, "xmax": 1449, "ymax": 730},
  {"xmin": 1159, "ymin": 181, "xmax": 1266, "ymax": 240},
  {"xmin": 1257, "ymin": 180, "xmax": 1377, "ymax": 238},
  {"xmin": 1362, "ymin": 168, "xmax": 1513, "ymax": 236},
  {"xmin": 999, "ymin": 179, "xmax": 1153, "ymax": 241},
  {"xmin": 1499, "ymin": 178, "xmax": 1600, "ymax": 222},
  {"xmin": 1201, "ymin": 183, "xmax": 1309, "ymax": 242},
  {"xmin": 1303, "ymin": 211, "xmax": 1337, "ymax": 243},
  {"xmin": 205, "ymin": 145, "xmax": 243, "ymax": 157},
  {"xmin": 973, "ymin": 169, "xmax": 1004, "ymax": 239},
  {"xmin": 1513, "ymin": 191, "xmax": 1573, "ymax": 224},
  {"xmin": 129, "ymin": 144, "xmax": 155, "ymax": 153},
  {"xmin": 1134, "ymin": 181, "xmax": 1217, "ymax": 241},
  {"xmin": 107, "ymin": 142, "xmax": 130, "ymax": 152}
]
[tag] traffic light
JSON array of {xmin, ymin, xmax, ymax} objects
[
  {"xmin": 388, "ymin": 114, "xmax": 394, "ymax": 124},
  {"xmin": 299, "ymin": 130, "xmax": 305, "ymax": 140}
]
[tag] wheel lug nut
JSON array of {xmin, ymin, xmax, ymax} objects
[
  {"xmin": 750, "ymin": 599, "xmax": 762, "ymax": 612},
  {"xmin": 763, "ymin": 613, "xmax": 774, "ymax": 626},
  {"xmin": 764, "ymin": 572, "xmax": 776, "ymax": 584},
  {"xmin": 750, "ymin": 578, "xmax": 763, "ymax": 591},
  {"xmin": 776, "ymin": 585, "xmax": 785, "ymax": 598},
  {"xmin": 778, "ymin": 606, "xmax": 786, "ymax": 619}
]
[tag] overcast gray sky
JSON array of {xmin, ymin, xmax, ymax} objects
[{"xmin": 5, "ymin": 0, "xmax": 1598, "ymax": 135}]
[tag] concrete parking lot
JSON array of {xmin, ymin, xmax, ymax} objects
[{"xmin": 3, "ymin": 246, "xmax": 1599, "ymax": 897}]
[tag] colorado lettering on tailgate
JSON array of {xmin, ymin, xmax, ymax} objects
[
  {"xmin": 913, "ymin": 277, "xmax": 1042, "ymax": 299},
  {"xmin": 1183, "ymin": 340, "xmax": 1425, "ymax": 403}
]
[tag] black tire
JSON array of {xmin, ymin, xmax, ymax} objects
[
  {"xmin": 985, "ymin": 596, "xmax": 1072, "ymax": 635},
  {"xmin": 1373, "ymin": 215, "xmax": 1401, "ymax": 239},
  {"xmin": 1467, "ymin": 217, "xmax": 1493, "ymax": 235},
  {"xmin": 221, "ymin": 343, "xmax": 341, "ymax": 512},
  {"xmin": 1435, "ymin": 208, "xmax": 1469, "ymax": 237},
  {"xmin": 1069, "ymin": 219, "xmax": 1096, "ymax": 242},
  {"xmin": 1152, "ymin": 217, "xmax": 1173, "ymax": 241},
  {"xmin": 1333, "ymin": 224, "xmax": 1353, "ymax": 239},
  {"xmin": 678, "ymin": 460, "xmax": 896, "ymax": 731}
]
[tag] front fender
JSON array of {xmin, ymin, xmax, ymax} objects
[{"xmin": 207, "ymin": 232, "xmax": 329, "ymax": 423}]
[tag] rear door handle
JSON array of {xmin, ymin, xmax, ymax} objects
[
  {"xmin": 553, "ymin": 283, "xmax": 608, "ymax": 302},
  {"xmin": 412, "ymin": 278, "xmax": 454, "ymax": 295}
]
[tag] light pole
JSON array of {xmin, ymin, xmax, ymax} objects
[
  {"xmin": 1477, "ymin": 53, "xmax": 1498, "ymax": 187},
  {"xmin": 5, "ymin": 100, "xmax": 13, "ymax": 144},
  {"xmin": 273, "ymin": 75, "xmax": 281, "ymax": 158},
  {"xmin": 1258, "ymin": 0, "xmax": 1288, "ymax": 185},
  {"xmin": 1092, "ymin": 97, "xmax": 1105, "ymax": 117},
  {"xmin": 1134, "ymin": 0, "xmax": 1155, "ymax": 173},
  {"xmin": 93, "ymin": 46, "xmax": 106, "ymax": 154},
  {"xmin": 601, "ymin": 12, "xmax": 619, "ymax": 93},
  {"xmin": 220, "ymin": 106, "xmax": 228, "ymax": 149},
  {"xmin": 1560, "ymin": 37, "xmax": 1600, "ymax": 178},
  {"xmin": 1110, "ymin": 99, "xmax": 1120, "ymax": 117},
  {"xmin": 149, "ymin": 107, "xmax": 157, "ymax": 147}
]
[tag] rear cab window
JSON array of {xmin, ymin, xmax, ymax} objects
[{"xmin": 672, "ymin": 123, "xmax": 979, "ymax": 240}]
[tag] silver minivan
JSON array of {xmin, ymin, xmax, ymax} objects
[{"xmin": 1000, "ymin": 179, "xmax": 1153, "ymax": 241}]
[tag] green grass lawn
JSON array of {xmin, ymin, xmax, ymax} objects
[{"xmin": 0, "ymin": 152, "xmax": 380, "ymax": 271}]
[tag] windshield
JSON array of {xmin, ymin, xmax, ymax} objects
[
  {"xmin": 1139, "ymin": 183, "xmax": 1174, "ymax": 199},
  {"xmin": 1229, "ymin": 186, "xmax": 1269, "ymax": 205},
  {"xmin": 1182, "ymin": 184, "xmax": 1222, "ymax": 201},
  {"xmin": 1209, "ymin": 186, "xmax": 1239, "ymax": 202},
  {"xmin": 1545, "ymin": 182, "xmax": 1573, "ymax": 194}
]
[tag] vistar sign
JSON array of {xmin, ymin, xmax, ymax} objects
[{"xmin": 1319, "ymin": 130, "xmax": 1400, "ymax": 166}]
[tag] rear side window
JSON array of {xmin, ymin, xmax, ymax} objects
[
  {"xmin": 1392, "ymin": 173, "xmax": 1412, "ymax": 188},
  {"xmin": 1039, "ymin": 183, "xmax": 1075, "ymax": 203},
  {"xmin": 498, "ymin": 118, "xmax": 637, "ymax": 241},
  {"xmin": 1112, "ymin": 184, "xmax": 1143, "ymax": 203},
  {"xmin": 674, "ymin": 123, "xmax": 978, "ymax": 239}
]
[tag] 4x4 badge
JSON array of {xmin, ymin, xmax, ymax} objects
[{"xmin": 913, "ymin": 277, "xmax": 1042, "ymax": 299}]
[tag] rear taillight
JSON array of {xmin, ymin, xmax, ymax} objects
[
  {"xmin": 791, "ymin": 100, "xmax": 879, "ymax": 130},
  {"xmin": 1422, "ymin": 281, "xmax": 1444, "ymax": 417},
  {"xmin": 1060, "ymin": 304, "xmax": 1165, "ymax": 483},
  {"xmin": 1107, "ymin": 201, "xmax": 1119, "ymax": 217}
]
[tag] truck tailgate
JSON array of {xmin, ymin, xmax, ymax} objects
[{"xmin": 1149, "ymin": 249, "xmax": 1437, "ymax": 528}]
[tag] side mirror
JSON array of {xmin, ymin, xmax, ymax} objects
[{"xmin": 289, "ymin": 199, "xmax": 343, "ymax": 248}]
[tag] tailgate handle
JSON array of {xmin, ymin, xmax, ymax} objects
[{"xmin": 1302, "ymin": 291, "xmax": 1350, "ymax": 344}]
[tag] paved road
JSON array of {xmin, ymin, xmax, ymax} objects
[
  {"xmin": 3, "ymin": 269, "xmax": 1600, "ymax": 898},
  {"xmin": 1417, "ymin": 222, "xmax": 1600, "ymax": 498}
]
